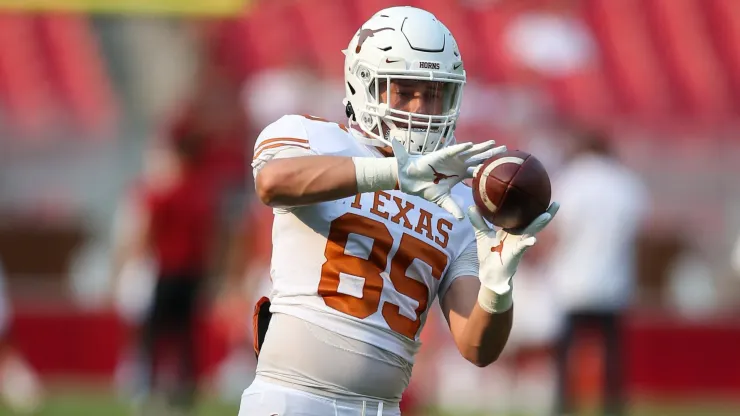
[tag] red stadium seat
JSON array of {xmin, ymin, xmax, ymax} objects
[
  {"xmin": 292, "ymin": 0, "xmax": 357, "ymax": 79},
  {"xmin": 643, "ymin": 0, "xmax": 731, "ymax": 121},
  {"xmin": 585, "ymin": 0, "xmax": 672, "ymax": 121},
  {"xmin": 467, "ymin": 3, "xmax": 526, "ymax": 84},
  {"xmin": 703, "ymin": 0, "xmax": 740, "ymax": 114},
  {"xmin": 546, "ymin": 68, "xmax": 614, "ymax": 123},
  {"xmin": 38, "ymin": 15, "xmax": 118, "ymax": 138},
  {"xmin": 544, "ymin": 1, "xmax": 614, "ymax": 122},
  {"xmin": 205, "ymin": 19, "xmax": 255, "ymax": 78},
  {"xmin": 0, "ymin": 15, "xmax": 55, "ymax": 139},
  {"xmin": 351, "ymin": 0, "xmax": 418, "ymax": 25},
  {"xmin": 238, "ymin": 1, "xmax": 304, "ymax": 72}
]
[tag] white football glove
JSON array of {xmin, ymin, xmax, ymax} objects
[
  {"xmin": 392, "ymin": 139, "xmax": 506, "ymax": 219},
  {"xmin": 468, "ymin": 202, "xmax": 560, "ymax": 313}
]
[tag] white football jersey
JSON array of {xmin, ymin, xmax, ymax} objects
[{"xmin": 252, "ymin": 115, "xmax": 478, "ymax": 363}]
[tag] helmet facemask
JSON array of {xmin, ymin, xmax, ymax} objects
[{"xmin": 356, "ymin": 70, "xmax": 464, "ymax": 155}]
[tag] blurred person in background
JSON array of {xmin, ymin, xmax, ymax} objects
[
  {"xmin": 126, "ymin": 117, "xmax": 218, "ymax": 415},
  {"xmin": 0, "ymin": 260, "xmax": 44, "ymax": 414},
  {"xmin": 732, "ymin": 232, "xmax": 740, "ymax": 277},
  {"xmin": 545, "ymin": 128, "xmax": 649, "ymax": 416},
  {"xmin": 110, "ymin": 143, "xmax": 174, "ymax": 401}
]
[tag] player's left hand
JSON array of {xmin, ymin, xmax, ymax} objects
[
  {"xmin": 468, "ymin": 202, "xmax": 559, "ymax": 294},
  {"xmin": 392, "ymin": 139, "xmax": 506, "ymax": 220}
]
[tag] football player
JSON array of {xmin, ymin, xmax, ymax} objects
[{"xmin": 240, "ymin": 6, "xmax": 559, "ymax": 416}]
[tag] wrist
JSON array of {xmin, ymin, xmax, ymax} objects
[
  {"xmin": 352, "ymin": 157, "xmax": 399, "ymax": 193},
  {"xmin": 477, "ymin": 284, "xmax": 513, "ymax": 314}
]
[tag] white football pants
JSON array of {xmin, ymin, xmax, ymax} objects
[{"xmin": 238, "ymin": 378, "xmax": 401, "ymax": 416}]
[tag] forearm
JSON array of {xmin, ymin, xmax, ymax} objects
[
  {"xmin": 443, "ymin": 276, "xmax": 515, "ymax": 367},
  {"xmin": 256, "ymin": 156, "xmax": 358, "ymax": 206},
  {"xmin": 256, "ymin": 156, "xmax": 396, "ymax": 207},
  {"xmin": 457, "ymin": 303, "xmax": 513, "ymax": 367}
]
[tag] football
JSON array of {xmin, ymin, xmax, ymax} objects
[{"xmin": 471, "ymin": 150, "xmax": 551, "ymax": 230}]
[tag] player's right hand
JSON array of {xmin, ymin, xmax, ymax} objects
[
  {"xmin": 391, "ymin": 139, "xmax": 506, "ymax": 220},
  {"xmin": 468, "ymin": 202, "xmax": 559, "ymax": 292}
]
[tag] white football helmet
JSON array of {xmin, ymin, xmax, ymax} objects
[{"xmin": 343, "ymin": 6, "xmax": 466, "ymax": 155}]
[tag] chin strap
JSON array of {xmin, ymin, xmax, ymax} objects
[{"xmin": 349, "ymin": 124, "xmax": 383, "ymax": 144}]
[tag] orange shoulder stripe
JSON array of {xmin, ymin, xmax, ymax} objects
[
  {"xmin": 253, "ymin": 142, "xmax": 311, "ymax": 160},
  {"xmin": 255, "ymin": 137, "xmax": 309, "ymax": 153}
]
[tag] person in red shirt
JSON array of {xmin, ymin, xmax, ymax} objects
[{"xmin": 134, "ymin": 125, "xmax": 217, "ymax": 412}]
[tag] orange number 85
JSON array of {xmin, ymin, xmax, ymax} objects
[{"xmin": 318, "ymin": 213, "xmax": 449, "ymax": 339}]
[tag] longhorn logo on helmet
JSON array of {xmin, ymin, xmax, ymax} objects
[{"xmin": 356, "ymin": 27, "xmax": 395, "ymax": 53}]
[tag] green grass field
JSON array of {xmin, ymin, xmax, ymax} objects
[{"xmin": 3, "ymin": 387, "xmax": 738, "ymax": 416}]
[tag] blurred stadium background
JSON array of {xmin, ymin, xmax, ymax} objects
[{"xmin": 0, "ymin": 0, "xmax": 739, "ymax": 415}]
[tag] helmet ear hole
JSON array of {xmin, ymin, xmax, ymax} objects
[
  {"xmin": 345, "ymin": 102, "xmax": 356, "ymax": 121},
  {"xmin": 347, "ymin": 82, "xmax": 356, "ymax": 95}
]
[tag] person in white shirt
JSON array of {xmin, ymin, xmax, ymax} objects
[
  {"xmin": 545, "ymin": 129, "xmax": 649, "ymax": 416},
  {"xmin": 731, "ymin": 233, "xmax": 740, "ymax": 276}
]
